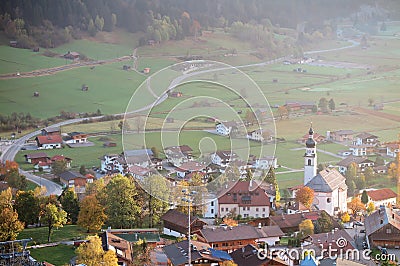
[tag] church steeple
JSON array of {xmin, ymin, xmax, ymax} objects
[{"xmin": 304, "ymin": 123, "xmax": 317, "ymax": 185}]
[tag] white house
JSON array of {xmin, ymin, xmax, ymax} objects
[
  {"xmin": 203, "ymin": 195, "xmax": 218, "ymax": 218},
  {"xmin": 216, "ymin": 121, "xmax": 237, "ymax": 136},
  {"xmin": 337, "ymin": 155, "xmax": 374, "ymax": 174},
  {"xmin": 164, "ymin": 145, "xmax": 193, "ymax": 167},
  {"xmin": 254, "ymin": 156, "xmax": 278, "ymax": 169},
  {"xmin": 353, "ymin": 132, "xmax": 379, "ymax": 146},
  {"xmin": 211, "ymin": 150, "xmax": 238, "ymax": 168},
  {"xmin": 128, "ymin": 165, "xmax": 153, "ymax": 181},
  {"xmin": 256, "ymin": 225, "xmax": 285, "ymax": 247},
  {"xmin": 386, "ymin": 143, "xmax": 400, "ymax": 158},
  {"xmin": 247, "ymin": 129, "xmax": 272, "ymax": 142},
  {"xmin": 62, "ymin": 132, "xmax": 88, "ymax": 144},
  {"xmin": 35, "ymin": 135, "xmax": 63, "ymax": 149},
  {"xmin": 358, "ymin": 188, "xmax": 398, "ymax": 207},
  {"xmin": 100, "ymin": 154, "xmax": 124, "ymax": 174}
]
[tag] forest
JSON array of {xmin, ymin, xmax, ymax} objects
[{"xmin": 0, "ymin": 0, "xmax": 397, "ymax": 49}]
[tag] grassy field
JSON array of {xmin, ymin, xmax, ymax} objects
[
  {"xmin": 18, "ymin": 225, "xmax": 91, "ymax": 245},
  {"xmin": 29, "ymin": 244, "xmax": 75, "ymax": 265}
]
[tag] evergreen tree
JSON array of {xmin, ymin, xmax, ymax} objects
[{"xmin": 361, "ymin": 190, "xmax": 369, "ymax": 205}]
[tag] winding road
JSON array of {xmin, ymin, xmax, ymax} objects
[{"xmin": 0, "ymin": 39, "xmax": 360, "ymax": 195}]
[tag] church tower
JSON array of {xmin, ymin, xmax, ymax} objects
[{"xmin": 304, "ymin": 124, "xmax": 317, "ymax": 185}]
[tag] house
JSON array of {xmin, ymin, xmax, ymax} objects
[
  {"xmin": 128, "ymin": 165, "xmax": 153, "ymax": 181},
  {"xmin": 58, "ymin": 171, "xmax": 93, "ymax": 193},
  {"xmin": 199, "ymin": 225, "xmax": 261, "ymax": 253},
  {"xmin": 151, "ymin": 157, "xmax": 163, "ymax": 170},
  {"xmin": 165, "ymin": 145, "xmax": 193, "ymax": 167},
  {"xmin": 349, "ymin": 144, "xmax": 370, "ymax": 156},
  {"xmin": 101, "ymin": 228, "xmax": 162, "ymax": 265},
  {"xmin": 286, "ymin": 201, "xmax": 309, "ymax": 214},
  {"xmin": 36, "ymin": 135, "xmax": 63, "ymax": 149},
  {"xmin": 386, "ymin": 143, "xmax": 400, "ymax": 158},
  {"xmin": 337, "ymin": 155, "xmax": 374, "ymax": 174},
  {"xmin": 50, "ymin": 155, "xmax": 72, "ymax": 168},
  {"xmin": 62, "ymin": 132, "xmax": 88, "ymax": 144},
  {"xmin": 256, "ymin": 225, "xmax": 285, "ymax": 247},
  {"xmin": 176, "ymin": 161, "xmax": 207, "ymax": 179},
  {"xmin": 63, "ymin": 51, "xmax": 80, "ymax": 60},
  {"xmin": 24, "ymin": 152, "xmax": 49, "ymax": 164},
  {"xmin": 161, "ymin": 209, "xmax": 207, "ymax": 237},
  {"xmin": 298, "ymin": 132, "xmax": 325, "ymax": 144},
  {"xmin": 353, "ymin": 132, "xmax": 379, "ymax": 146},
  {"xmin": 358, "ymin": 188, "xmax": 397, "ymax": 207},
  {"xmin": 33, "ymin": 160, "xmax": 52, "ymax": 171},
  {"xmin": 124, "ymin": 149, "xmax": 153, "ymax": 168},
  {"xmin": 163, "ymin": 240, "xmax": 232, "ymax": 266},
  {"xmin": 169, "ymin": 91, "xmax": 183, "ymax": 98},
  {"xmin": 284, "ymin": 101, "xmax": 315, "ymax": 112},
  {"xmin": 327, "ymin": 130, "xmax": 354, "ymax": 142},
  {"xmin": 269, "ymin": 211, "xmax": 339, "ymax": 234},
  {"xmin": 365, "ymin": 207, "xmax": 400, "ymax": 248},
  {"xmin": 253, "ymin": 156, "xmax": 278, "ymax": 169},
  {"xmin": 216, "ymin": 121, "xmax": 238, "ymax": 136},
  {"xmin": 100, "ymin": 154, "xmax": 123, "ymax": 174},
  {"xmin": 211, "ymin": 150, "xmax": 239, "ymax": 168},
  {"xmin": 302, "ymin": 229, "xmax": 356, "ymax": 252},
  {"xmin": 373, "ymin": 165, "xmax": 388, "ymax": 174},
  {"xmin": 247, "ymin": 129, "xmax": 273, "ymax": 142},
  {"xmin": 217, "ymin": 181, "xmax": 271, "ymax": 219},
  {"xmin": 143, "ymin": 67, "xmax": 151, "ymax": 74},
  {"xmin": 230, "ymin": 244, "xmax": 287, "ymax": 266},
  {"xmin": 303, "ymin": 125, "xmax": 348, "ymax": 216},
  {"xmin": 41, "ymin": 127, "xmax": 61, "ymax": 136}
]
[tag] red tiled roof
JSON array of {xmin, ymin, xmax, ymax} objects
[
  {"xmin": 36, "ymin": 135, "xmax": 63, "ymax": 144},
  {"xmin": 177, "ymin": 161, "xmax": 207, "ymax": 172},
  {"xmin": 367, "ymin": 188, "xmax": 397, "ymax": 201},
  {"xmin": 218, "ymin": 181, "xmax": 270, "ymax": 207}
]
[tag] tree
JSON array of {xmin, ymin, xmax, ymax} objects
[
  {"xmin": 328, "ymin": 98, "xmax": 336, "ymax": 111},
  {"xmin": 315, "ymin": 211, "xmax": 333, "ymax": 233},
  {"xmin": 0, "ymin": 208, "xmax": 24, "ymax": 241},
  {"xmin": 104, "ymin": 175, "xmax": 141, "ymax": 228},
  {"xmin": 375, "ymin": 156, "xmax": 385, "ymax": 166},
  {"xmin": 295, "ymin": 186, "xmax": 315, "ymax": 209},
  {"xmin": 318, "ymin": 97, "xmax": 329, "ymax": 112},
  {"xmin": 277, "ymin": 106, "xmax": 289, "ymax": 119},
  {"xmin": 151, "ymin": 146, "xmax": 159, "ymax": 158},
  {"xmin": 341, "ymin": 212, "xmax": 350, "ymax": 223},
  {"xmin": 95, "ymin": 15, "xmax": 104, "ymax": 31},
  {"xmin": 364, "ymin": 166, "xmax": 374, "ymax": 180},
  {"xmin": 52, "ymin": 160, "xmax": 67, "ymax": 176},
  {"xmin": 348, "ymin": 197, "xmax": 366, "ymax": 217},
  {"xmin": 0, "ymin": 188, "xmax": 24, "ymax": 241},
  {"xmin": 111, "ymin": 13, "xmax": 117, "ymax": 30},
  {"xmin": 78, "ymin": 195, "xmax": 107, "ymax": 232},
  {"xmin": 368, "ymin": 97, "xmax": 374, "ymax": 106},
  {"xmin": 366, "ymin": 201, "xmax": 375, "ymax": 214},
  {"xmin": 59, "ymin": 188, "xmax": 80, "ymax": 224},
  {"xmin": 355, "ymin": 173, "xmax": 366, "ymax": 190},
  {"xmin": 88, "ymin": 18, "xmax": 96, "ymax": 36},
  {"xmin": 221, "ymin": 261, "xmax": 238, "ymax": 266},
  {"xmin": 40, "ymin": 203, "xmax": 67, "ymax": 242},
  {"xmin": 76, "ymin": 235, "xmax": 118, "ymax": 266},
  {"xmin": 223, "ymin": 217, "xmax": 238, "ymax": 227},
  {"xmin": 79, "ymin": 165, "xmax": 86, "ymax": 175},
  {"xmin": 388, "ymin": 162, "xmax": 398, "ymax": 180},
  {"xmin": 15, "ymin": 190, "xmax": 40, "ymax": 227},
  {"xmin": 299, "ymin": 219, "xmax": 314, "ymax": 236},
  {"xmin": 361, "ymin": 190, "xmax": 369, "ymax": 205},
  {"xmin": 245, "ymin": 110, "xmax": 256, "ymax": 125},
  {"xmin": 134, "ymin": 116, "xmax": 144, "ymax": 133}
]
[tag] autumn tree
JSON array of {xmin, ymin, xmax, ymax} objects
[
  {"xmin": 361, "ymin": 190, "xmax": 369, "ymax": 205},
  {"xmin": 223, "ymin": 217, "xmax": 238, "ymax": 227},
  {"xmin": 277, "ymin": 106, "xmax": 289, "ymax": 119},
  {"xmin": 315, "ymin": 211, "xmax": 333, "ymax": 233},
  {"xmin": 221, "ymin": 261, "xmax": 238, "ymax": 266},
  {"xmin": 295, "ymin": 186, "xmax": 315, "ymax": 209},
  {"xmin": 348, "ymin": 197, "xmax": 366, "ymax": 217},
  {"xmin": 59, "ymin": 188, "xmax": 80, "ymax": 224},
  {"xmin": 299, "ymin": 219, "xmax": 314, "ymax": 236},
  {"xmin": 76, "ymin": 235, "xmax": 118, "ymax": 266},
  {"xmin": 341, "ymin": 212, "xmax": 350, "ymax": 223},
  {"xmin": 40, "ymin": 203, "xmax": 67, "ymax": 242},
  {"xmin": 78, "ymin": 195, "xmax": 107, "ymax": 232},
  {"xmin": 366, "ymin": 202, "xmax": 375, "ymax": 214},
  {"xmin": 318, "ymin": 97, "xmax": 329, "ymax": 112},
  {"xmin": 15, "ymin": 190, "xmax": 40, "ymax": 227},
  {"xmin": 104, "ymin": 174, "xmax": 141, "ymax": 228},
  {"xmin": 245, "ymin": 110, "xmax": 257, "ymax": 125},
  {"xmin": 0, "ymin": 188, "xmax": 24, "ymax": 241}
]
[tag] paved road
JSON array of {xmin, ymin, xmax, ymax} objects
[{"xmin": 1, "ymin": 39, "xmax": 360, "ymax": 195}]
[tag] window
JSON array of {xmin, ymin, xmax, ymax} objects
[
  {"xmin": 256, "ymin": 214, "xmax": 259, "ymax": 217},
  {"xmin": 386, "ymin": 229, "xmax": 392, "ymax": 234},
  {"xmin": 247, "ymin": 207, "xmax": 250, "ymax": 210},
  {"xmin": 226, "ymin": 208, "xmax": 229, "ymax": 212},
  {"xmin": 256, "ymin": 208, "xmax": 259, "ymax": 212},
  {"xmin": 308, "ymin": 159, "xmax": 312, "ymax": 166},
  {"xmin": 220, "ymin": 207, "xmax": 224, "ymax": 212},
  {"xmin": 211, "ymin": 201, "xmax": 214, "ymax": 206},
  {"xmin": 243, "ymin": 207, "xmax": 246, "ymax": 211},
  {"xmin": 262, "ymin": 214, "xmax": 265, "ymax": 217},
  {"xmin": 327, "ymin": 198, "xmax": 331, "ymax": 203},
  {"xmin": 263, "ymin": 208, "xmax": 265, "ymax": 212},
  {"xmin": 211, "ymin": 209, "xmax": 214, "ymax": 214}
]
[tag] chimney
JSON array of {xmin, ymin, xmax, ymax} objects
[
  {"xmin": 258, "ymin": 223, "xmax": 262, "ymax": 229},
  {"xmin": 250, "ymin": 179, "xmax": 253, "ymax": 187},
  {"xmin": 282, "ymin": 213, "xmax": 285, "ymax": 220},
  {"xmin": 242, "ymin": 246, "xmax": 245, "ymax": 253}
]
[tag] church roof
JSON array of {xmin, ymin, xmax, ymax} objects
[{"xmin": 305, "ymin": 168, "xmax": 347, "ymax": 193}]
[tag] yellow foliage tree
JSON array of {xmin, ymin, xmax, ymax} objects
[
  {"xmin": 76, "ymin": 235, "xmax": 118, "ymax": 266},
  {"xmin": 366, "ymin": 202, "xmax": 375, "ymax": 214},
  {"xmin": 221, "ymin": 261, "xmax": 238, "ymax": 266},
  {"xmin": 0, "ymin": 188, "xmax": 24, "ymax": 241},
  {"xmin": 295, "ymin": 186, "xmax": 315, "ymax": 209},
  {"xmin": 223, "ymin": 217, "xmax": 238, "ymax": 227},
  {"xmin": 341, "ymin": 212, "xmax": 350, "ymax": 223},
  {"xmin": 348, "ymin": 197, "xmax": 366, "ymax": 216},
  {"xmin": 299, "ymin": 219, "xmax": 314, "ymax": 236},
  {"xmin": 78, "ymin": 195, "xmax": 107, "ymax": 233}
]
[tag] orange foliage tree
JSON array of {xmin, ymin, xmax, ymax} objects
[{"xmin": 295, "ymin": 186, "xmax": 315, "ymax": 209}]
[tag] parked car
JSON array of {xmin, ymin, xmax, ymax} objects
[
  {"xmin": 360, "ymin": 229, "xmax": 366, "ymax": 233},
  {"xmin": 354, "ymin": 221, "xmax": 364, "ymax": 226}
]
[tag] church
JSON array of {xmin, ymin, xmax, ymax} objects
[{"xmin": 303, "ymin": 125, "xmax": 348, "ymax": 216}]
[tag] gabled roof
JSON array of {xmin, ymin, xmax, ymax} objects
[
  {"xmin": 128, "ymin": 165, "xmax": 152, "ymax": 176},
  {"xmin": 337, "ymin": 156, "xmax": 373, "ymax": 167},
  {"xmin": 365, "ymin": 207, "xmax": 400, "ymax": 238},
  {"xmin": 161, "ymin": 209, "xmax": 203, "ymax": 229},
  {"xmin": 42, "ymin": 127, "xmax": 60, "ymax": 133},
  {"xmin": 200, "ymin": 225, "xmax": 261, "ymax": 243},
  {"xmin": 218, "ymin": 181, "xmax": 271, "ymax": 207},
  {"xmin": 307, "ymin": 229, "xmax": 356, "ymax": 251},
  {"xmin": 287, "ymin": 201, "xmax": 308, "ymax": 211},
  {"xmin": 258, "ymin": 225, "xmax": 285, "ymax": 238},
  {"xmin": 25, "ymin": 152, "xmax": 48, "ymax": 159},
  {"xmin": 306, "ymin": 168, "xmax": 347, "ymax": 193},
  {"xmin": 270, "ymin": 211, "xmax": 338, "ymax": 230},
  {"xmin": 165, "ymin": 145, "xmax": 193, "ymax": 154},
  {"xmin": 51, "ymin": 155, "xmax": 72, "ymax": 162},
  {"xmin": 230, "ymin": 244, "xmax": 270, "ymax": 266},
  {"xmin": 356, "ymin": 132, "xmax": 378, "ymax": 139},
  {"xmin": 58, "ymin": 170, "xmax": 84, "ymax": 180},
  {"xmin": 36, "ymin": 135, "xmax": 63, "ymax": 144},
  {"xmin": 176, "ymin": 161, "xmax": 207, "ymax": 172},
  {"xmin": 367, "ymin": 188, "xmax": 397, "ymax": 201},
  {"xmin": 214, "ymin": 150, "xmax": 238, "ymax": 160}
]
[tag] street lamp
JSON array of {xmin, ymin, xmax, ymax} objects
[{"xmin": 181, "ymin": 189, "xmax": 197, "ymax": 266}]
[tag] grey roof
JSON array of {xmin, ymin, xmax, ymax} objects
[
  {"xmin": 42, "ymin": 127, "xmax": 60, "ymax": 133},
  {"xmin": 365, "ymin": 207, "xmax": 400, "ymax": 237},
  {"xmin": 306, "ymin": 168, "xmax": 347, "ymax": 193},
  {"xmin": 200, "ymin": 225, "xmax": 261, "ymax": 243},
  {"xmin": 58, "ymin": 170, "xmax": 84, "ymax": 180},
  {"xmin": 259, "ymin": 225, "xmax": 285, "ymax": 237},
  {"xmin": 337, "ymin": 156, "xmax": 373, "ymax": 167},
  {"xmin": 356, "ymin": 132, "xmax": 378, "ymax": 139}
]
